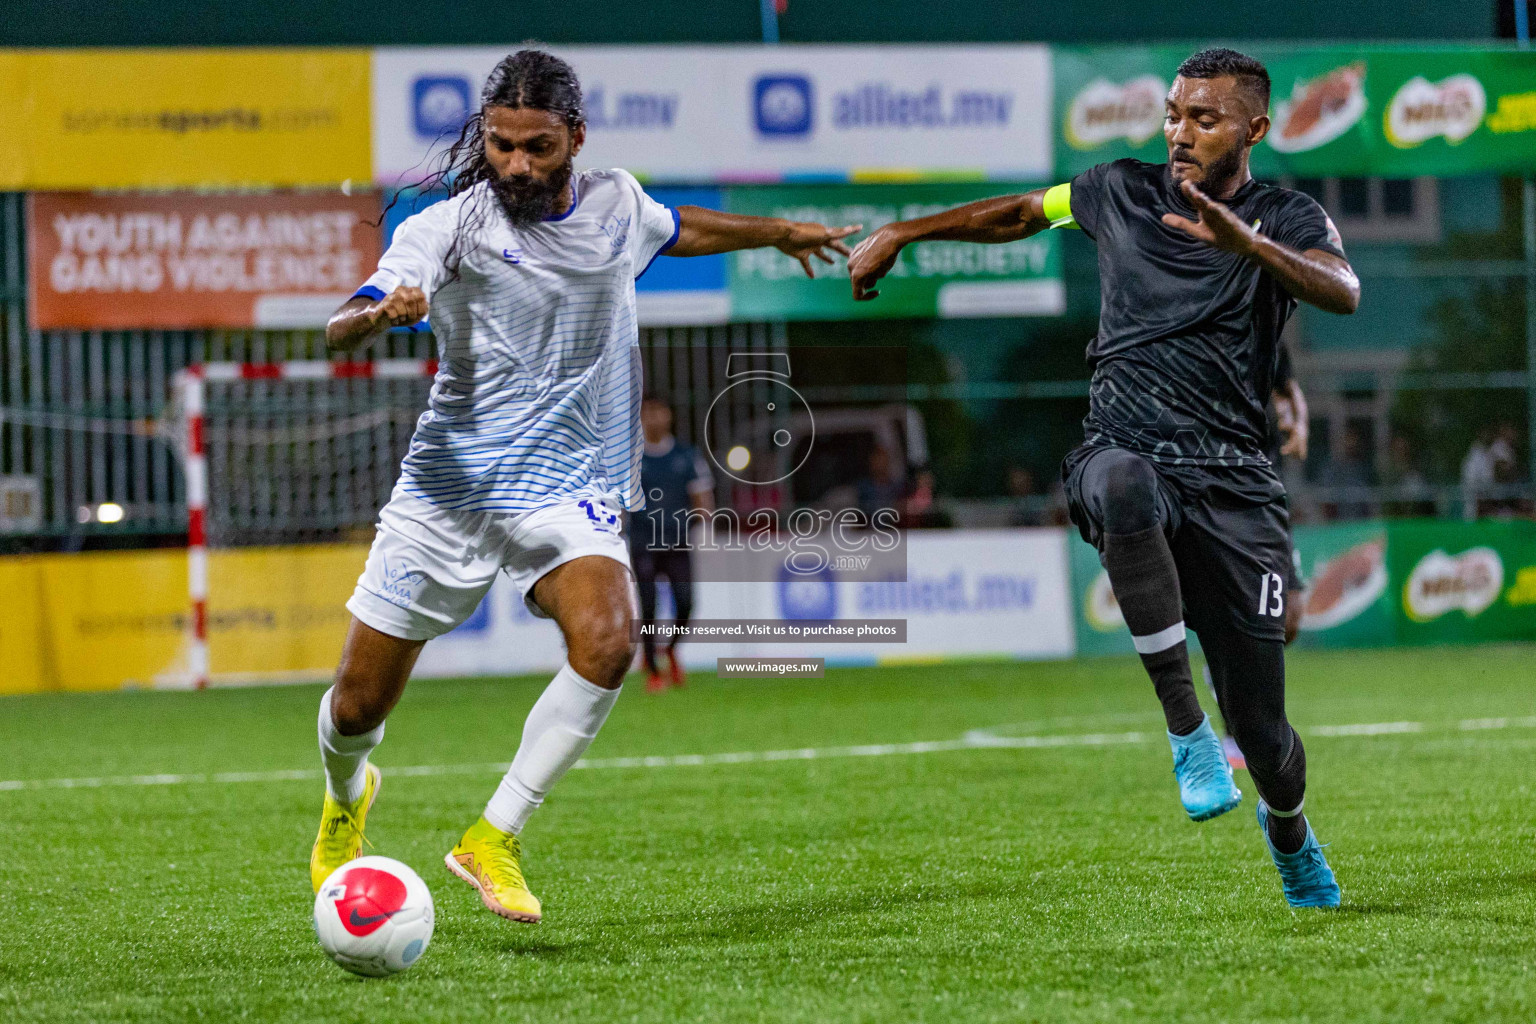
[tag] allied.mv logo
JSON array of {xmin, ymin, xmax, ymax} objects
[
  {"xmin": 412, "ymin": 75, "xmax": 472, "ymax": 140},
  {"xmin": 754, "ymin": 75, "xmax": 814, "ymax": 137}
]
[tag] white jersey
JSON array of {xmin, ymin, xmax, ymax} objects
[{"xmin": 356, "ymin": 168, "xmax": 679, "ymax": 514}]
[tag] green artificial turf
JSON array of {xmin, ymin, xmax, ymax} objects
[{"xmin": 1, "ymin": 646, "xmax": 1534, "ymax": 1023}]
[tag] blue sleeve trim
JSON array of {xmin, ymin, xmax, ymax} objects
[
  {"xmin": 356, "ymin": 284, "xmax": 429, "ymax": 332},
  {"xmin": 660, "ymin": 206, "xmax": 681, "ymax": 253},
  {"xmin": 636, "ymin": 207, "xmax": 682, "ymax": 280}
]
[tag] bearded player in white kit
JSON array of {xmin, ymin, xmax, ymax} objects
[{"xmin": 312, "ymin": 50, "xmax": 858, "ymax": 922}]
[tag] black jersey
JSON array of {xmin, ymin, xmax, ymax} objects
[{"xmin": 1069, "ymin": 159, "xmax": 1344, "ymax": 470}]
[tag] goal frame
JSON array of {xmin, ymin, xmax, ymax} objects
[{"xmin": 176, "ymin": 359, "xmax": 438, "ymax": 688}]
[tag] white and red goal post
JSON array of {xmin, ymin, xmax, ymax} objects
[{"xmin": 176, "ymin": 359, "xmax": 438, "ymax": 688}]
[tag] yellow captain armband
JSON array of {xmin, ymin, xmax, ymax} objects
[{"xmin": 1042, "ymin": 182, "xmax": 1078, "ymax": 229}]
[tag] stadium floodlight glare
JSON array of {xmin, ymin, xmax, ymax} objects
[{"xmin": 95, "ymin": 503, "xmax": 125, "ymax": 524}]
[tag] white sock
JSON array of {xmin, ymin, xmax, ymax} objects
[
  {"xmin": 484, "ymin": 663, "xmax": 621, "ymax": 834},
  {"xmin": 318, "ymin": 686, "xmax": 383, "ymax": 805}
]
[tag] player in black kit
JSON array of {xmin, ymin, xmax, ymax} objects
[{"xmin": 848, "ymin": 48, "xmax": 1358, "ymax": 908}]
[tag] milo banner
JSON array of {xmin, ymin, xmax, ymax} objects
[
  {"xmin": 726, "ymin": 184, "xmax": 1063, "ymax": 320},
  {"xmin": 1068, "ymin": 518, "xmax": 1536, "ymax": 657},
  {"xmin": 1389, "ymin": 520, "xmax": 1536, "ymax": 646},
  {"xmin": 1293, "ymin": 521, "xmax": 1394, "ymax": 648},
  {"xmin": 1054, "ymin": 44, "xmax": 1536, "ymax": 180}
]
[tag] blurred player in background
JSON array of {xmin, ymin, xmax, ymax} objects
[
  {"xmin": 312, "ymin": 49, "xmax": 857, "ymax": 923},
  {"xmin": 849, "ymin": 48, "xmax": 1358, "ymax": 907},
  {"xmin": 632, "ymin": 394, "xmax": 714, "ymax": 693}
]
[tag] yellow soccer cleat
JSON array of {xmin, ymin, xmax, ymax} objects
[
  {"xmin": 444, "ymin": 816, "xmax": 543, "ymax": 923},
  {"xmin": 309, "ymin": 763, "xmax": 381, "ymax": 893}
]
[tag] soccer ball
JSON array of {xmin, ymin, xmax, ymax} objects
[{"xmin": 313, "ymin": 856, "xmax": 435, "ymax": 977}]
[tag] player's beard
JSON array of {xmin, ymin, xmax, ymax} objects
[
  {"xmin": 1197, "ymin": 143, "xmax": 1246, "ymax": 197},
  {"xmin": 490, "ymin": 157, "xmax": 574, "ymax": 227}
]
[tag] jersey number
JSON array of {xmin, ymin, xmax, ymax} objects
[{"xmin": 1257, "ymin": 572, "xmax": 1285, "ymax": 618}]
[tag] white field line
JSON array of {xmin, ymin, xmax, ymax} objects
[
  {"xmin": 1310, "ymin": 721, "xmax": 1423, "ymax": 737},
  {"xmin": 0, "ymin": 717, "xmax": 1531, "ymax": 793}
]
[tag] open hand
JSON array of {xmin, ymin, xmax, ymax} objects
[
  {"xmin": 776, "ymin": 223, "xmax": 860, "ymax": 279},
  {"xmin": 1162, "ymin": 179, "xmax": 1259, "ymax": 256},
  {"xmin": 847, "ymin": 224, "xmax": 910, "ymax": 301}
]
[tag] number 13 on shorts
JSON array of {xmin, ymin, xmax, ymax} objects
[{"xmin": 1257, "ymin": 571, "xmax": 1285, "ymax": 617}]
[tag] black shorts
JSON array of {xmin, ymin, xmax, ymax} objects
[{"xmin": 1062, "ymin": 445, "xmax": 1293, "ymax": 642}]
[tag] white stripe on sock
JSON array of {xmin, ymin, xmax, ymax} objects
[
  {"xmin": 1267, "ymin": 799, "xmax": 1305, "ymax": 818},
  {"xmin": 1132, "ymin": 621, "xmax": 1186, "ymax": 655}
]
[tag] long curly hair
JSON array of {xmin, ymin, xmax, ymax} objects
[{"xmin": 392, "ymin": 48, "xmax": 586, "ymax": 280}]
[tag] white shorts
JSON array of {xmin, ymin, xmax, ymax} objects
[{"xmin": 347, "ymin": 489, "xmax": 631, "ymax": 642}]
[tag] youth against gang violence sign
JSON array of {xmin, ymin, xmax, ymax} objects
[{"xmin": 26, "ymin": 193, "xmax": 382, "ymax": 330}]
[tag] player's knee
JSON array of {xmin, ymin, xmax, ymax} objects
[
  {"xmin": 565, "ymin": 603, "xmax": 636, "ymax": 689},
  {"xmin": 328, "ymin": 671, "xmax": 392, "ymax": 735},
  {"xmin": 1228, "ymin": 713, "xmax": 1289, "ymax": 777},
  {"xmin": 1098, "ymin": 452, "xmax": 1161, "ymax": 535}
]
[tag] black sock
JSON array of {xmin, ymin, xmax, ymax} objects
[
  {"xmin": 1144, "ymin": 644, "xmax": 1204, "ymax": 736},
  {"xmin": 1260, "ymin": 729, "xmax": 1309, "ymax": 854},
  {"xmin": 1204, "ymin": 635, "xmax": 1310, "ymax": 853},
  {"xmin": 1267, "ymin": 808, "xmax": 1309, "ymax": 855},
  {"xmin": 1103, "ymin": 525, "xmax": 1203, "ymax": 736}
]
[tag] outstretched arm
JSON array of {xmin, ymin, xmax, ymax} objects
[
  {"xmin": 325, "ymin": 287, "xmax": 429, "ymax": 353},
  {"xmin": 1163, "ymin": 179, "xmax": 1360, "ymax": 316},
  {"xmin": 847, "ymin": 188, "xmax": 1052, "ymax": 301},
  {"xmin": 667, "ymin": 206, "xmax": 859, "ymax": 278}
]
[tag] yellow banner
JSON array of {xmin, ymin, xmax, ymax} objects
[
  {"xmin": 0, "ymin": 48, "xmax": 370, "ymax": 189},
  {"xmin": 0, "ymin": 543, "xmax": 366, "ymax": 693}
]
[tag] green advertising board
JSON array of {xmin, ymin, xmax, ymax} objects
[
  {"xmin": 1069, "ymin": 521, "xmax": 1396, "ymax": 657},
  {"xmin": 1068, "ymin": 517, "xmax": 1536, "ymax": 657},
  {"xmin": 1388, "ymin": 519, "xmax": 1536, "ymax": 646},
  {"xmin": 725, "ymin": 184, "xmax": 1062, "ymax": 321},
  {"xmin": 1291, "ymin": 521, "xmax": 1394, "ymax": 648},
  {"xmin": 1054, "ymin": 45, "xmax": 1536, "ymax": 180}
]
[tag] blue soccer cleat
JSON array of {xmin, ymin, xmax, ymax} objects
[
  {"xmin": 1168, "ymin": 715, "xmax": 1242, "ymax": 821},
  {"xmin": 1257, "ymin": 802, "xmax": 1341, "ymax": 908}
]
